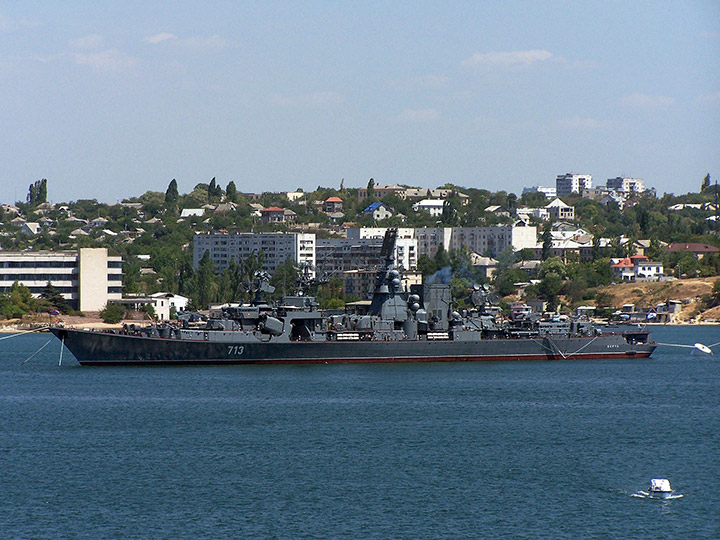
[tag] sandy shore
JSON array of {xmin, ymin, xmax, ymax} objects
[{"xmin": 0, "ymin": 313, "xmax": 132, "ymax": 333}]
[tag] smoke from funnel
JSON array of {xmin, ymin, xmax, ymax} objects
[{"xmin": 426, "ymin": 265, "xmax": 452, "ymax": 285}]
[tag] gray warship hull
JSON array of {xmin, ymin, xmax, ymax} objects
[{"xmin": 50, "ymin": 327, "xmax": 656, "ymax": 366}]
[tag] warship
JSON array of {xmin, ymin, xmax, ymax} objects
[{"xmin": 49, "ymin": 229, "xmax": 656, "ymax": 366}]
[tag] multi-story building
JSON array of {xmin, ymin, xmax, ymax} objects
[
  {"xmin": 348, "ymin": 225, "xmax": 537, "ymax": 260},
  {"xmin": 545, "ymin": 198, "xmax": 575, "ymax": 221},
  {"xmin": 416, "ymin": 224, "xmax": 537, "ymax": 258},
  {"xmin": 0, "ymin": 248, "xmax": 122, "ymax": 311},
  {"xmin": 556, "ymin": 173, "xmax": 592, "ymax": 196},
  {"xmin": 522, "ymin": 186, "xmax": 557, "ymax": 199},
  {"xmin": 193, "ymin": 232, "xmax": 316, "ymax": 276},
  {"xmin": 342, "ymin": 269, "xmax": 423, "ymax": 299},
  {"xmin": 606, "ymin": 177, "xmax": 645, "ymax": 194},
  {"xmin": 316, "ymin": 238, "xmax": 386, "ymax": 277},
  {"xmin": 357, "ymin": 184, "xmax": 406, "ymax": 202},
  {"xmin": 345, "ymin": 228, "xmax": 417, "ymax": 270}
]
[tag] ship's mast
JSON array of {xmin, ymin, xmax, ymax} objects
[{"xmin": 368, "ymin": 228, "xmax": 407, "ymax": 320}]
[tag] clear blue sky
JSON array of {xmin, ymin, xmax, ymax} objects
[{"xmin": 1, "ymin": 1, "xmax": 718, "ymax": 204}]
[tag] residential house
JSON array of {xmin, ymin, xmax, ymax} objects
[
  {"xmin": 286, "ymin": 191, "xmax": 305, "ymax": 202},
  {"xmin": 412, "ymin": 199, "xmax": 445, "ymax": 217},
  {"xmin": 404, "ymin": 188, "xmax": 470, "ymax": 205},
  {"xmin": 515, "ymin": 206, "xmax": 550, "ymax": 221},
  {"xmin": 91, "ymin": 217, "xmax": 109, "ymax": 228},
  {"xmin": 611, "ymin": 255, "xmax": 664, "ymax": 281},
  {"xmin": 213, "ymin": 202, "xmax": 237, "ymax": 213},
  {"xmin": 357, "ymin": 184, "xmax": 405, "ymax": 202},
  {"xmin": 545, "ymin": 198, "xmax": 575, "ymax": 221},
  {"xmin": 665, "ymin": 243, "xmax": 720, "ymax": 260},
  {"xmin": 362, "ymin": 202, "xmax": 394, "ymax": 221},
  {"xmin": 260, "ymin": 206, "xmax": 286, "ymax": 224},
  {"xmin": 180, "ymin": 208, "xmax": 205, "ymax": 218},
  {"xmin": 20, "ymin": 222, "xmax": 41, "ymax": 235},
  {"xmin": 470, "ymin": 254, "xmax": 499, "ymax": 279},
  {"xmin": 484, "ymin": 205, "xmax": 511, "ymax": 218},
  {"xmin": 323, "ymin": 197, "xmax": 343, "ymax": 213}
]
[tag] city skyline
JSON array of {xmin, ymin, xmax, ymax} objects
[{"xmin": 1, "ymin": 1, "xmax": 718, "ymax": 203}]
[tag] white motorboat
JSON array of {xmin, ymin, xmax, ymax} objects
[{"xmin": 645, "ymin": 478, "xmax": 679, "ymax": 498}]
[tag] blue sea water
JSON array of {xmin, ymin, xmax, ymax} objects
[{"xmin": 1, "ymin": 326, "xmax": 719, "ymax": 539}]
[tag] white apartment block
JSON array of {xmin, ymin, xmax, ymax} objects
[
  {"xmin": 0, "ymin": 248, "xmax": 122, "ymax": 311},
  {"xmin": 345, "ymin": 228, "xmax": 418, "ymax": 270},
  {"xmin": 522, "ymin": 186, "xmax": 557, "ymax": 199},
  {"xmin": 556, "ymin": 173, "xmax": 592, "ymax": 196},
  {"xmin": 193, "ymin": 232, "xmax": 316, "ymax": 277},
  {"xmin": 349, "ymin": 225, "xmax": 537, "ymax": 260},
  {"xmin": 606, "ymin": 177, "xmax": 645, "ymax": 194},
  {"xmin": 443, "ymin": 225, "xmax": 537, "ymax": 258}
]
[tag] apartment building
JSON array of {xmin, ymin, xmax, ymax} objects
[
  {"xmin": 348, "ymin": 225, "xmax": 537, "ymax": 260},
  {"xmin": 416, "ymin": 224, "xmax": 537, "ymax": 258},
  {"xmin": 606, "ymin": 177, "xmax": 645, "ymax": 194},
  {"xmin": 0, "ymin": 248, "xmax": 122, "ymax": 311},
  {"xmin": 522, "ymin": 186, "xmax": 557, "ymax": 199},
  {"xmin": 342, "ymin": 269, "xmax": 423, "ymax": 298},
  {"xmin": 556, "ymin": 173, "xmax": 592, "ymax": 196},
  {"xmin": 345, "ymin": 228, "xmax": 417, "ymax": 270},
  {"xmin": 193, "ymin": 232, "xmax": 316, "ymax": 276},
  {"xmin": 357, "ymin": 184, "xmax": 406, "ymax": 202}
]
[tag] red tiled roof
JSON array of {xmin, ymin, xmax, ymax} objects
[
  {"xmin": 262, "ymin": 206, "xmax": 284, "ymax": 212},
  {"xmin": 325, "ymin": 196, "xmax": 343, "ymax": 203},
  {"xmin": 611, "ymin": 257, "xmax": 633, "ymax": 268}
]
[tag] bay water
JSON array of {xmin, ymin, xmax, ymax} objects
[{"xmin": 1, "ymin": 326, "xmax": 718, "ymax": 539}]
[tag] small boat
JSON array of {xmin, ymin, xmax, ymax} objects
[{"xmin": 645, "ymin": 478, "xmax": 679, "ymax": 498}]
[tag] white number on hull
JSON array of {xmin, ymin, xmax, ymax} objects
[{"xmin": 227, "ymin": 346, "xmax": 245, "ymax": 356}]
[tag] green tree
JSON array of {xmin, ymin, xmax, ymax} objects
[
  {"xmin": 433, "ymin": 245, "xmax": 451, "ymax": 270},
  {"xmin": 208, "ymin": 177, "xmax": 223, "ymax": 203},
  {"xmin": 196, "ymin": 251, "xmax": 219, "ymax": 308},
  {"xmin": 709, "ymin": 279, "xmax": 720, "ymax": 308},
  {"xmin": 165, "ymin": 179, "xmax": 179, "ymax": 206},
  {"xmin": 538, "ymin": 272, "xmax": 563, "ymax": 310},
  {"xmin": 701, "ymin": 173, "xmax": 710, "ymax": 192},
  {"xmin": 366, "ymin": 178, "xmax": 375, "ymax": 198},
  {"xmin": 26, "ymin": 179, "xmax": 48, "ymax": 207},
  {"xmin": 270, "ymin": 258, "xmax": 299, "ymax": 299},
  {"xmin": 441, "ymin": 191, "xmax": 461, "ymax": 226},
  {"xmin": 316, "ymin": 277, "xmax": 345, "ymax": 309},
  {"xmin": 417, "ymin": 255, "xmax": 437, "ymax": 277},
  {"xmin": 39, "ymin": 282, "xmax": 70, "ymax": 314},
  {"xmin": 541, "ymin": 222, "xmax": 552, "ymax": 261},
  {"xmin": 226, "ymin": 181, "xmax": 238, "ymax": 202},
  {"xmin": 99, "ymin": 302, "xmax": 125, "ymax": 324}
]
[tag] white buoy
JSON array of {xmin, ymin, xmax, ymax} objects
[{"xmin": 694, "ymin": 343, "xmax": 713, "ymax": 354}]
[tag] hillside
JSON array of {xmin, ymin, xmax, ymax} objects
[{"xmin": 597, "ymin": 277, "xmax": 719, "ymax": 322}]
